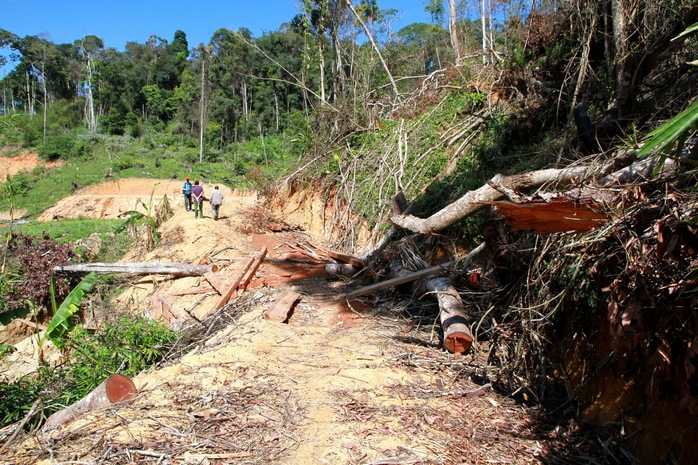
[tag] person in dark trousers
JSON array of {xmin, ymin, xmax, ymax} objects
[
  {"xmin": 182, "ymin": 177, "xmax": 193, "ymax": 211},
  {"xmin": 209, "ymin": 186, "xmax": 223, "ymax": 220},
  {"xmin": 191, "ymin": 180, "xmax": 204, "ymax": 218}
]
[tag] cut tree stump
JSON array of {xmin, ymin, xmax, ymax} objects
[
  {"xmin": 43, "ymin": 374, "xmax": 137, "ymax": 431},
  {"xmin": 264, "ymin": 291, "xmax": 300, "ymax": 323}
]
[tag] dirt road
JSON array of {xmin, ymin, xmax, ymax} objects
[{"xmin": 2, "ymin": 177, "xmax": 547, "ymax": 465}]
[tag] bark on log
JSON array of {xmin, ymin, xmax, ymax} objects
[
  {"xmin": 43, "ymin": 374, "xmax": 137, "ymax": 431},
  {"xmin": 54, "ymin": 262, "xmax": 214, "ymax": 277}
]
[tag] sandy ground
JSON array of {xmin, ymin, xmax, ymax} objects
[
  {"xmin": 0, "ymin": 152, "xmax": 63, "ymax": 220},
  {"xmin": 0, "ymin": 152, "xmax": 63, "ymax": 179},
  {"xmin": 0, "ymin": 175, "xmax": 555, "ymax": 465}
]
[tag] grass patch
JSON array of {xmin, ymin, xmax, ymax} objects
[{"xmin": 0, "ymin": 219, "xmax": 124, "ymax": 243}]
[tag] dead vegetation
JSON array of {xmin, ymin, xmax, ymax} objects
[{"xmin": 355, "ymin": 152, "xmax": 698, "ymax": 462}]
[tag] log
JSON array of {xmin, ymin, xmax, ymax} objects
[
  {"xmin": 345, "ymin": 264, "xmax": 450, "ymax": 300},
  {"xmin": 207, "ymin": 257, "xmax": 255, "ymax": 315},
  {"xmin": 347, "ymin": 243, "xmax": 485, "ymax": 300},
  {"xmin": 43, "ymin": 374, "xmax": 137, "ymax": 431},
  {"xmin": 264, "ymin": 291, "xmax": 300, "ymax": 323},
  {"xmin": 54, "ymin": 262, "xmax": 214, "ymax": 277},
  {"xmin": 204, "ymin": 248, "xmax": 266, "ymax": 317},
  {"xmin": 349, "ymin": 244, "xmax": 485, "ymax": 354},
  {"xmin": 425, "ymin": 276, "xmax": 473, "ymax": 354},
  {"xmin": 389, "ymin": 155, "xmax": 633, "ymax": 234},
  {"xmin": 326, "ymin": 263, "xmax": 359, "ymax": 277},
  {"xmin": 309, "ymin": 242, "xmax": 365, "ymax": 269}
]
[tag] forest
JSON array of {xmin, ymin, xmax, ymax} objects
[{"xmin": 1, "ymin": 0, "xmax": 698, "ymax": 463}]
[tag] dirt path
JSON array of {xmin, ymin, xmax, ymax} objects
[{"xmin": 2, "ymin": 179, "xmax": 551, "ymax": 465}]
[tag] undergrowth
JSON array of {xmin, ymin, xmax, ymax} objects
[{"xmin": 0, "ymin": 315, "xmax": 177, "ymax": 428}]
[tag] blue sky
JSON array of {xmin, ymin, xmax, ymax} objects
[{"xmin": 1, "ymin": 0, "xmax": 434, "ymax": 74}]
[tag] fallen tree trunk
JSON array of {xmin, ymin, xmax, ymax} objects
[
  {"xmin": 390, "ymin": 153, "xmax": 635, "ymax": 234},
  {"xmin": 347, "ymin": 243, "xmax": 485, "ymax": 300},
  {"xmin": 349, "ymin": 244, "xmax": 484, "ymax": 354},
  {"xmin": 43, "ymin": 374, "xmax": 137, "ymax": 431},
  {"xmin": 54, "ymin": 262, "xmax": 214, "ymax": 277},
  {"xmin": 346, "ymin": 263, "xmax": 451, "ymax": 300}
]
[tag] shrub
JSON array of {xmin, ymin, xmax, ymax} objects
[
  {"xmin": 0, "ymin": 315, "xmax": 177, "ymax": 429},
  {"xmin": 39, "ymin": 135, "xmax": 85, "ymax": 161},
  {"xmin": 55, "ymin": 315, "xmax": 177, "ymax": 407},
  {"xmin": 100, "ymin": 109, "xmax": 126, "ymax": 136}
]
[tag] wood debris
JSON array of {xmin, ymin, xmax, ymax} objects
[
  {"xmin": 485, "ymin": 198, "xmax": 607, "ymax": 233},
  {"xmin": 264, "ymin": 291, "xmax": 300, "ymax": 323}
]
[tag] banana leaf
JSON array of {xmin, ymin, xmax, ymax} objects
[
  {"xmin": 638, "ymin": 98, "xmax": 698, "ymax": 158},
  {"xmin": 45, "ymin": 272, "xmax": 97, "ymax": 348}
]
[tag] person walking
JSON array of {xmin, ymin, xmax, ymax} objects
[
  {"xmin": 209, "ymin": 186, "xmax": 223, "ymax": 220},
  {"xmin": 182, "ymin": 177, "xmax": 193, "ymax": 211},
  {"xmin": 191, "ymin": 180, "xmax": 204, "ymax": 218}
]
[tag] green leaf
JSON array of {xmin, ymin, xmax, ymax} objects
[
  {"xmin": 672, "ymin": 22, "xmax": 698, "ymax": 42},
  {"xmin": 45, "ymin": 272, "xmax": 97, "ymax": 348},
  {"xmin": 638, "ymin": 98, "xmax": 698, "ymax": 158}
]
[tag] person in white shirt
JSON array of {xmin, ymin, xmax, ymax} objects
[{"xmin": 209, "ymin": 186, "xmax": 224, "ymax": 220}]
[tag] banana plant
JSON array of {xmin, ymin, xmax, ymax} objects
[
  {"xmin": 115, "ymin": 184, "xmax": 162, "ymax": 250},
  {"xmin": 45, "ymin": 272, "xmax": 96, "ymax": 349}
]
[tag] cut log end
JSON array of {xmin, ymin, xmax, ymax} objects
[
  {"xmin": 106, "ymin": 373, "xmax": 137, "ymax": 403},
  {"xmin": 444, "ymin": 332, "xmax": 473, "ymax": 354}
]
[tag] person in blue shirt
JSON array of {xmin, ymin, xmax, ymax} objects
[{"xmin": 182, "ymin": 177, "xmax": 193, "ymax": 212}]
